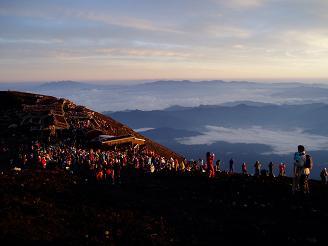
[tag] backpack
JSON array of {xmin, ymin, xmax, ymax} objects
[
  {"xmin": 304, "ymin": 155, "xmax": 313, "ymax": 169},
  {"xmin": 294, "ymin": 152, "xmax": 305, "ymax": 167}
]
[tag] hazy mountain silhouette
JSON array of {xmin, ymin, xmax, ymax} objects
[
  {"xmin": 37, "ymin": 81, "xmax": 92, "ymax": 90},
  {"xmin": 2, "ymin": 80, "xmax": 328, "ymax": 112},
  {"xmin": 108, "ymin": 103, "xmax": 328, "ymax": 135},
  {"xmin": 272, "ymin": 86, "xmax": 328, "ymax": 98}
]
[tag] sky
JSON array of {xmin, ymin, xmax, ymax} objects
[{"xmin": 0, "ymin": 0, "xmax": 328, "ymax": 83}]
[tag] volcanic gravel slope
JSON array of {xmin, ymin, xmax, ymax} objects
[
  {"xmin": 0, "ymin": 170, "xmax": 328, "ymax": 245},
  {"xmin": 0, "ymin": 91, "xmax": 182, "ymax": 161}
]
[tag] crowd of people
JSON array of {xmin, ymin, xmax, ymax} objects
[
  {"xmin": 1, "ymin": 141, "xmax": 290, "ymax": 180},
  {"xmin": 2, "ymin": 141, "xmax": 189, "ymax": 184},
  {"xmin": 208, "ymin": 145, "xmax": 327, "ymax": 195},
  {"xmin": 205, "ymin": 151, "xmax": 288, "ymax": 178},
  {"xmin": 1, "ymin": 140, "xmax": 328, "ymax": 195}
]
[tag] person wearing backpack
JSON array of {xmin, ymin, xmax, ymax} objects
[
  {"xmin": 292, "ymin": 145, "xmax": 306, "ymax": 194},
  {"xmin": 301, "ymin": 154, "xmax": 313, "ymax": 194}
]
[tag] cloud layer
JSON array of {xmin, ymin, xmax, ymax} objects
[{"xmin": 177, "ymin": 126, "xmax": 328, "ymax": 155}]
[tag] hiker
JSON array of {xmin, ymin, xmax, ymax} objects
[
  {"xmin": 174, "ymin": 158, "xmax": 179, "ymax": 172},
  {"xmin": 113, "ymin": 157, "xmax": 122, "ymax": 184},
  {"xmin": 279, "ymin": 162, "xmax": 286, "ymax": 177},
  {"xmin": 180, "ymin": 159, "xmax": 186, "ymax": 172},
  {"xmin": 300, "ymin": 154, "xmax": 313, "ymax": 194},
  {"xmin": 150, "ymin": 163, "xmax": 155, "ymax": 173},
  {"xmin": 229, "ymin": 158, "xmax": 234, "ymax": 173},
  {"xmin": 292, "ymin": 145, "xmax": 306, "ymax": 194},
  {"xmin": 320, "ymin": 168, "xmax": 328, "ymax": 185},
  {"xmin": 198, "ymin": 159, "xmax": 206, "ymax": 173},
  {"xmin": 215, "ymin": 159, "xmax": 221, "ymax": 173},
  {"xmin": 96, "ymin": 169, "xmax": 104, "ymax": 181},
  {"xmin": 254, "ymin": 160, "xmax": 261, "ymax": 176},
  {"xmin": 206, "ymin": 152, "xmax": 215, "ymax": 178},
  {"xmin": 41, "ymin": 156, "xmax": 47, "ymax": 169},
  {"xmin": 105, "ymin": 164, "xmax": 115, "ymax": 184},
  {"xmin": 268, "ymin": 161, "xmax": 275, "ymax": 177},
  {"xmin": 242, "ymin": 162, "xmax": 248, "ymax": 175}
]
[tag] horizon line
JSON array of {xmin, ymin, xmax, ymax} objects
[{"xmin": 0, "ymin": 77, "xmax": 328, "ymax": 85}]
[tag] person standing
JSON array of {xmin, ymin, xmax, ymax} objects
[
  {"xmin": 301, "ymin": 154, "xmax": 313, "ymax": 194},
  {"xmin": 320, "ymin": 168, "xmax": 328, "ymax": 185},
  {"xmin": 268, "ymin": 161, "xmax": 275, "ymax": 177},
  {"xmin": 215, "ymin": 159, "xmax": 221, "ymax": 173},
  {"xmin": 293, "ymin": 145, "xmax": 306, "ymax": 194},
  {"xmin": 229, "ymin": 158, "xmax": 234, "ymax": 174},
  {"xmin": 207, "ymin": 152, "xmax": 215, "ymax": 178},
  {"xmin": 254, "ymin": 160, "xmax": 261, "ymax": 176},
  {"xmin": 242, "ymin": 162, "xmax": 248, "ymax": 175},
  {"xmin": 279, "ymin": 162, "xmax": 286, "ymax": 177}
]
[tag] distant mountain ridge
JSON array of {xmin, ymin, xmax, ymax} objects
[
  {"xmin": 25, "ymin": 79, "xmax": 328, "ymax": 89},
  {"xmin": 38, "ymin": 81, "xmax": 92, "ymax": 90},
  {"xmin": 1, "ymin": 79, "xmax": 328, "ymax": 112},
  {"xmin": 107, "ymin": 102, "xmax": 328, "ymax": 135}
]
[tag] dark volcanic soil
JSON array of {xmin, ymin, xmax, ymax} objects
[{"xmin": 1, "ymin": 170, "xmax": 327, "ymax": 245}]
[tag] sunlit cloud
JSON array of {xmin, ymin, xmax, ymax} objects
[
  {"xmin": 134, "ymin": 128, "xmax": 155, "ymax": 133},
  {"xmin": 206, "ymin": 25, "xmax": 252, "ymax": 38},
  {"xmin": 96, "ymin": 48, "xmax": 193, "ymax": 59},
  {"xmin": 72, "ymin": 11, "xmax": 183, "ymax": 34},
  {"xmin": 0, "ymin": 38, "xmax": 63, "ymax": 44},
  {"xmin": 218, "ymin": 0, "xmax": 265, "ymax": 8}
]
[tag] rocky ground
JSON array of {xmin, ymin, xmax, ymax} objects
[{"xmin": 1, "ymin": 169, "xmax": 328, "ymax": 245}]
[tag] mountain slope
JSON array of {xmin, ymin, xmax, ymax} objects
[{"xmin": 0, "ymin": 91, "xmax": 182, "ymax": 161}]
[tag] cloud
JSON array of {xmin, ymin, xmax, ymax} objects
[
  {"xmin": 134, "ymin": 127, "xmax": 155, "ymax": 133},
  {"xmin": 0, "ymin": 38, "xmax": 63, "ymax": 45},
  {"xmin": 1, "ymin": 0, "xmax": 328, "ymax": 82},
  {"xmin": 206, "ymin": 25, "xmax": 252, "ymax": 38},
  {"xmin": 70, "ymin": 10, "xmax": 183, "ymax": 34},
  {"xmin": 177, "ymin": 126, "xmax": 328, "ymax": 154},
  {"xmin": 212, "ymin": 0, "xmax": 265, "ymax": 8},
  {"xmin": 231, "ymin": 0, "xmax": 265, "ymax": 7},
  {"xmin": 96, "ymin": 48, "xmax": 193, "ymax": 59},
  {"xmin": 282, "ymin": 30, "xmax": 328, "ymax": 50}
]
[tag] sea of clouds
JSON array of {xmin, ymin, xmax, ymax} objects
[{"xmin": 177, "ymin": 126, "xmax": 328, "ymax": 155}]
